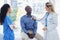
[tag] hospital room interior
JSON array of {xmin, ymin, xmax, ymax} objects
[{"xmin": 0, "ymin": 0, "xmax": 60, "ymax": 40}]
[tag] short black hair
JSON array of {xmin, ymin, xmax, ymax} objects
[{"xmin": 25, "ymin": 6, "xmax": 32, "ymax": 11}]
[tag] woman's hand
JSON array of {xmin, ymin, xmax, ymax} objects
[
  {"xmin": 32, "ymin": 16, "xmax": 36, "ymax": 21},
  {"xmin": 42, "ymin": 27, "xmax": 48, "ymax": 31},
  {"xmin": 12, "ymin": 25, "xmax": 15, "ymax": 29},
  {"xmin": 10, "ymin": 24, "xmax": 16, "ymax": 30}
]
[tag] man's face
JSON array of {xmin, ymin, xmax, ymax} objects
[{"xmin": 25, "ymin": 6, "xmax": 32, "ymax": 14}]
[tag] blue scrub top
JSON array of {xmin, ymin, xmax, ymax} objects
[{"xmin": 3, "ymin": 16, "xmax": 14, "ymax": 40}]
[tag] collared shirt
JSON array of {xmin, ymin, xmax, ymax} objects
[{"xmin": 20, "ymin": 15, "xmax": 37, "ymax": 34}]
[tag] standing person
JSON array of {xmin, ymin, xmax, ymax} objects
[
  {"xmin": 0, "ymin": 4, "xmax": 15, "ymax": 40},
  {"xmin": 40, "ymin": 2, "xmax": 59, "ymax": 40},
  {"xmin": 20, "ymin": 6, "xmax": 43, "ymax": 40}
]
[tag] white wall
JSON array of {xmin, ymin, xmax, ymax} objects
[
  {"xmin": 55, "ymin": 0, "xmax": 60, "ymax": 39},
  {"xmin": 0, "ymin": 0, "xmax": 60, "ymax": 40}
]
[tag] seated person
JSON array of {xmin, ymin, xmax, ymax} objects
[{"xmin": 20, "ymin": 6, "xmax": 43, "ymax": 40}]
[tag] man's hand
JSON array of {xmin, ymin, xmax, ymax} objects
[
  {"xmin": 27, "ymin": 30, "xmax": 35, "ymax": 39},
  {"xmin": 42, "ymin": 27, "xmax": 48, "ymax": 31},
  {"xmin": 27, "ymin": 33, "xmax": 35, "ymax": 39},
  {"xmin": 27, "ymin": 30, "xmax": 33, "ymax": 34}
]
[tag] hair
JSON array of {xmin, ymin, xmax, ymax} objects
[
  {"xmin": 0, "ymin": 4, "xmax": 10, "ymax": 25},
  {"xmin": 46, "ymin": 2, "xmax": 55, "ymax": 12},
  {"xmin": 25, "ymin": 6, "xmax": 32, "ymax": 11}
]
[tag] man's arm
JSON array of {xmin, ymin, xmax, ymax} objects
[
  {"xmin": 27, "ymin": 20, "xmax": 37, "ymax": 39},
  {"xmin": 33, "ymin": 20, "xmax": 37, "ymax": 34},
  {"xmin": 20, "ymin": 18, "xmax": 28, "ymax": 33}
]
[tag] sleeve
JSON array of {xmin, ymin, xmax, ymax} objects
[
  {"xmin": 40, "ymin": 14, "xmax": 47, "ymax": 27},
  {"xmin": 20, "ymin": 18, "xmax": 28, "ymax": 33},
  {"xmin": 47, "ymin": 14, "xmax": 57, "ymax": 31},
  {"xmin": 7, "ymin": 17, "xmax": 13, "ymax": 29},
  {"xmin": 33, "ymin": 20, "xmax": 37, "ymax": 34}
]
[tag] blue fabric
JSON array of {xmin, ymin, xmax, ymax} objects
[
  {"xmin": 20, "ymin": 15, "xmax": 37, "ymax": 34},
  {"xmin": 3, "ymin": 16, "xmax": 14, "ymax": 40},
  {"xmin": 45, "ymin": 12, "xmax": 49, "ymax": 27}
]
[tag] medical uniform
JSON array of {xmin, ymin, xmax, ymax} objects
[
  {"xmin": 3, "ymin": 16, "xmax": 14, "ymax": 40},
  {"xmin": 40, "ymin": 12, "xmax": 59, "ymax": 40}
]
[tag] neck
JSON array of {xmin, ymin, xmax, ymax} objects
[
  {"xmin": 27, "ymin": 13, "xmax": 31, "ymax": 16},
  {"xmin": 48, "ymin": 10, "xmax": 53, "ymax": 13},
  {"xmin": 6, "ymin": 12, "xmax": 9, "ymax": 16}
]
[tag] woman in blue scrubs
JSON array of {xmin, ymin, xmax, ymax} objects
[{"xmin": 0, "ymin": 4, "xmax": 15, "ymax": 40}]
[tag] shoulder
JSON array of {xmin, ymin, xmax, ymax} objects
[
  {"xmin": 31, "ymin": 15, "xmax": 36, "ymax": 18},
  {"xmin": 31, "ymin": 15, "xmax": 37, "ymax": 21},
  {"xmin": 45, "ymin": 12, "xmax": 48, "ymax": 16},
  {"xmin": 42, "ymin": 12, "xmax": 48, "ymax": 18},
  {"xmin": 5, "ymin": 16, "xmax": 10, "ymax": 20},
  {"xmin": 54, "ymin": 13, "xmax": 57, "ymax": 16},
  {"xmin": 20, "ymin": 15, "xmax": 26, "ymax": 20},
  {"xmin": 50, "ymin": 13, "xmax": 57, "ymax": 19},
  {"xmin": 31, "ymin": 15, "xmax": 36, "ymax": 17},
  {"xmin": 5, "ymin": 16, "xmax": 12, "ymax": 21},
  {"xmin": 52, "ymin": 12, "xmax": 57, "ymax": 16}
]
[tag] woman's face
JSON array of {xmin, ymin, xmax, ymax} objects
[
  {"xmin": 8, "ymin": 7, "xmax": 11, "ymax": 14},
  {"xmin": 45, "ymin": 6, "xmax": 50, "ymax": 12}
]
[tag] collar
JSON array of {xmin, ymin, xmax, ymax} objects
[{"xmin": 26, "ymin": 14, "xmax": 32, "ymax": 17}]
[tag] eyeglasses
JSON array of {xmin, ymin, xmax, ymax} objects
[{"xmin": 46, "ymin": 5, "xmax": 52, "ymax": 7}]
